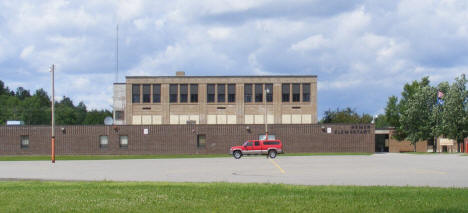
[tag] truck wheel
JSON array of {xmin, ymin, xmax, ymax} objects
[
  {"xmin": 268, "ymin": 150, "xmax": 277, "ymax": 158},
  {"xmin": 233, "ymin": 150, "xmax": 242, "ymax": 159}
]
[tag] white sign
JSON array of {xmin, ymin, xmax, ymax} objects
[
  {"xmin": 439, "ymin": 138, "xmax": 455, "ymax": 146},
  {"xmin": 327, "ymin": 127, "xmax": 332, "ymax": 134},
  {"xmin": 143, "ymin": 129, "xmax": 148, "ymax": 135}
]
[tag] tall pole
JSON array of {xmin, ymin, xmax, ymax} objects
[
  {"xmin": 50, "ymin": 64, "xmax": 55, "ymax": 163},
  {"xmin": 264, "ymin": 88, "xmax": 269, "ymax": 140}
]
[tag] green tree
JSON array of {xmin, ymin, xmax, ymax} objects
[
  {"xmin": 83, "ymin": 110, "xmax": 112, "ymax": 125},
  {"xmin": 374, "ymin": 114, "xmax": 390, "ymax": 128},
  {"xmin": 321, "ymin": 107, "xmax": 373, "ymax": 124},
  {"xmin": 398, "ymin": 77, "xmax": 437, "ymax": 152},
  {"xmin": 438, "ymin": 74, "xmax": 467, "ymax": 147}
]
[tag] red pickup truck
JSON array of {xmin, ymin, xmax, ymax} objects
[{"xmin": 230, "ymin": 139, "xmax": 283, "ymax": 159}]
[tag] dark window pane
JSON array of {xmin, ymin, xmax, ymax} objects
[
  {"xmin": 244, "ymin": 84, "xmax": 252, "ymax": 103},
  {"xmin": 265, "ymin": 84, "xmax": 273, "ymax": 102},
  {"xmin": 119, "ymin": 136, "xmax": 128, "ymax": 148},
  {"xmin": 217, "ymin": 84, "xmax": 225, "ymax": 102},
  {"xmin": 292, "ymin": 83, "xmax": 300, "ymax": 102},
  {"xmin": 170, "ymin": 84, "xmax": 178, "ymax": 103},
  {"xmin": 180, "ymin": 84, "xmax": 188, "ymax": 103},
  {"xmin": 303, "ymin": 83, "xmax": 310, "ymax": 102},
  {"xmin": 20, "ymin": 135, "xmax": 29, "ymax": 148},
  {"xmin": 228, "ymin": 84, "xmax": 235, "ymax": 102},
  {"xmin": 132, "ymin": 84, "xmax": 140, "ymax": 103},
  {"xmin": 142, "ymin": 84, "xmax": 150, "ymax": 103},
  {"xmin": 255, "ymin": 84, "xmax": 263, "ymax": 102},
  {"xmin": 152, "ymin": 84, "xmax": 160, "ymax": 103},
  {"xmin": 115, "ymin": 111, "xmax": 124, "ymax": 120},
  {"xmin": 207, "ymin": 84, "xmax": 215, "ymax": 103},
  {"xmin": 282, "ymin": 84, "xmax": 290, "ymax": 102},
  {"xmin": 190, "ymin": 84, "xmax": 198, "ymax": 103}
]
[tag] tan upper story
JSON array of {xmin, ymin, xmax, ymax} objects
[{"xmin": 114, "ymin": 73, "xmax": 317, "ymax": 125}]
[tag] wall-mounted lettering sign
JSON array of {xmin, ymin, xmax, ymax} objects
[{"xmin": 333, "ymin": 125, "xmax": 372, "ymax": 135}]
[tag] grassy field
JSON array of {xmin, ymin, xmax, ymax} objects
[
  {"xmin": 0, "ymin": 153, "xmax": 372, "ymax": 161},
  {"xmin": 0, "ymin": 181, "xmax": 467, "ymax": 212}
]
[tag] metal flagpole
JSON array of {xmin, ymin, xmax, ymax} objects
[{"xmin": 50, "ymin": 64, "xmax": 55, "ymax": 163}]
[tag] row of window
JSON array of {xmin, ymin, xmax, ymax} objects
[
  {"xmin": 132, "ymin": 83, "xmax": 311, "ymax": 104},
  {"xmin": 19, "ymin": 136, "xmax": 129, "ymax": 149}
]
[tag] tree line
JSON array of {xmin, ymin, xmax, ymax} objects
[{"xmin": 0, "ymin": 80, "xmax": 111, "ymax": 125}]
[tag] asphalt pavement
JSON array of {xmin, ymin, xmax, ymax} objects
[{"xmin": 1, "ymin": 153, "xmax": 467, "ymax": 187}]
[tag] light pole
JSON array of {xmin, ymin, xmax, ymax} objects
[
  {"xmin": 264, "ymin": 88, "xmax": 270, "ymax": 140},
  {"xmin": 50, "ymin": 64, "xmax": 55, "ymax": 163}
]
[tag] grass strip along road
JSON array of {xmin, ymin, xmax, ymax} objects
[
  {"xmin": 0, "ymin": 181, "xmax": 467, "ymax": 212},
  {"xmin": 0, "ymin": 153, "xmax": 372, "ymax": 161}
]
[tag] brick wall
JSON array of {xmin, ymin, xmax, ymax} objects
[{"xmin": 0, "ymin": 124, "xmax": 374, "ymax": 155}]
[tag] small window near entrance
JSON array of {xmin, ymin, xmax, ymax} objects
[
  {"xmin": 100, "ymin": 135, "xmax": 108, "ymax": 148},
  {"xmin": 197, "ymin": 134, "xmax": 206, "ymax": 148},
  {"xmin": 20, "ymin": 135, "xmax": 29, "ymax": 148},
  {"xmin": 255, "ymin": 141, "xmax": 260, "ymax": 146},
  {"xmin": 120, "ymin": 136, "xmax": 128, "ymax": 148}
]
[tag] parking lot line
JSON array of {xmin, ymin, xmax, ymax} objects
[{"xmin": 269, "ymin": 159, "xmax": 285, "ymax": 174}]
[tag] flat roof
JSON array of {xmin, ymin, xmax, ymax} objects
[{"xmin": 126, "ymin": 75, "xmax": 317, "ymax": 79}]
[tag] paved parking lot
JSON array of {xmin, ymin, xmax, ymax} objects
[{"xmin": 1, "ymin": 153, "xmax": 467, "ymax": 187}]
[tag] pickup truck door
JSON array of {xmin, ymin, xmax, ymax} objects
[{"xmin": 253, "ymin": 141, "xmax": 262, "ymax": 154}]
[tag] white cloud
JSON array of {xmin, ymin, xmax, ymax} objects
[
  {"xmin": 20, "ymin": 46, "xmax": 35, "ymax": 59},
  {"xmin": 290, "ymin": 34, "xmax": 329, "ymax": 51},
  {"xmin": 1, "ymin": 0, "xmax": 468, "ymax": 117}
]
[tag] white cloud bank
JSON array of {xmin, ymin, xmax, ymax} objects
[{"xmin": 0, "ymin": 0, "xmax": 467, "ymax": 116}]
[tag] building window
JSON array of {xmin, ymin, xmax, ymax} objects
[
  {"xmin": 99, "ymin": 135, "xmax": 108, "ymax": 148},
  {"xmin": 115, "ymin": 111, "xmax": 124, "ymax": 120},
  {"xmin": 190, "ymin": 84, "xmax": 198, "ymax": 103},
  {"xmin": 20, "ymin": 135, "xmax": 29, "ymax": 148},
  {"xmin": 303, "ymin": 83, "xmax": 310, "ymax": 102},
  {"xmin": 170, "ymin": 84, "xmax": 178, "ymax": 103},
  {"xmin": 132, "ymin": 84, "xmax": 140, "ymax": 103},
  {"xmin": 255, "ymin": 84, "xmax": 263, "ymax": 102},
  {"xmin": 197, "ymin": 134, "xmax": 206, "ymax": 148},
  {"xmin": 282, "ymin": 84, "xmax": 290, "ymax": 102},
  {"xmin": 180, "ymin": 84, "xmax": 188, "ymax": 103},
  {"xmin": 152, "ymin": 84, "xmax": 161, "ymax": 103},
  {"xmin": 265, "ymin": 84, "xmax": 273, "ymax": 102},
  {"xmin": 142, "ymin": 84, "xmax": 151, "ymax": 103},
  {"xmin": 292, "ymin": 83, "xmax": 300, "ymax": 102},
  {"xmin": 120, "ymin": 136, "xmax": 128, "ymax": 148},
  {"xmin": 244, "ymin": 84, "xmax": 252, "ymax": 103},
  {"xmin": 217, "ymin": 84, "xmax": 225, "ymax": 103},
  {"xmin": 228, "ymin": 84, "xmax": 236, "ymax": 102},
  {"xmin": 207, "ymin": 84, "xmax": 215, "ymax": 103}
]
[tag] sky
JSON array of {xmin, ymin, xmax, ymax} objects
[{"xmin": 0, "ymin": 0, "xmax": 467, "ymax": 118}]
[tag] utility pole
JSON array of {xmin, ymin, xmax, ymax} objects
[
  {"xmin": 50, "ymin": 64, "xmax": 55, "ymax": 163},
  {"xmin": 264, "ymin": 87, "xmax": 270, "ymax": 140}
]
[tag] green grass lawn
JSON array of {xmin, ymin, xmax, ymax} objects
[
  {"xmin": 0, "ymin": 153, "xmax": 372, "ymax": 161},
  {"xmin": 0, "ymin": 181, "xmax": 467, "ymax": 213}
]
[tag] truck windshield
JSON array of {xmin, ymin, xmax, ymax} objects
[{"xmin": 242, "ymin": 141, "xmax": 249, "ymax": 146}]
